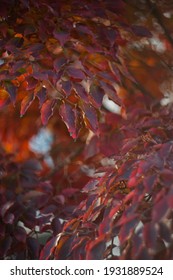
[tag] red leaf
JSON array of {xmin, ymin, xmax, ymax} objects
[
  {"xmin": 90, "ymin": 84, "xmax": 104, "ymax": 108},
  {"xmin": 82, "ymin": 179, "xmax": 99, "ymax": 193},
  {"xmin": 39, "ymin": 235, "xmax": 58, "ymax": 260},
  {"xmin": 33, "ymin": 71, "xmax": 48, "ymax": 81},
  {"xmin": 119, "ymin": 216, "xmax": 138, "ymax": 243},
  {"xmin": 36, "ymin": 87, "xmax": 47, "ymax": 108},
  {"xmin": 152, "ymin": 197, "xmax": 168, "ymax": 222},
  {"xmin": 26, "ymin": 76, "xmax": 38, "ymax": 90},
  {"xmin": 143, "ymin": 174, "xmax": 157, "ymax": 192},
  {"xmin": 158, "ymin": 142, "xmax": 173, "ymax": 159},
  {"xmin": 160, "ymin": 169, "xmax": 173, "ymax": 187},
  {"xmin": 73, "ymin": 83, "xmax": 89, "ymax": 102},
  {"xmin": 122, "ymin": 138, "xmax": 139, "ymax": 154},
  {"xmin": 100, "ymin": 81, "xmax": 122, "ymax": 104},
  {"xmin": 41, "ymin": 99, "xmax": 57, "ymax": 125},
  {"xmin": 61, "ymin": 80, "xmax": 72, "ymax": 96},
  {"xmin": 59, "ymin": 102, "xmax": 80, "ymax": 139},
  {"xmin": 86, "ymin": 235, "xmax": 106, "ymax": 260},
  {"xmin": 20, "ymin": 93, "xmax": 35, "ymax": 117},
  {"xmin": 82, "ymin": 103, "xmax": 98, "ymax": 133},
  {"xmin": 71, "ymin": 237, "xmax": 88, "ymax": 260},
  {"xmin": 84, "ymin": 135, "xmax": 99, "ymax": 159},
  {"xmin": 54, "ymin": 234, "xmax": 74, "ymax": 260},
  {"xmin": 67, "ymin": 67, "xmax": 86, "ymax": 82}
]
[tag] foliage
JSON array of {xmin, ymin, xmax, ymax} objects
[{"xmin": 1, "ymin": 0, "xmax": 173, "ymax": 259}]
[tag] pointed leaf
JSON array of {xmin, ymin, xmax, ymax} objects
[
  {"xmin": 86, "ymin": 235, "xmax": 106, "ymax": 260},
  {"xmin": 143, "ymin": 174, "xmax": 157, "ymax": 192},
  {"xmin": 36, "ymin": 87, "xmax": 47, "ymax": 108},
  {"xmin": 119, "ymin": 216, "xmax": 138, "ymax": 243},
  {"xmin": 90, "ymin": 84, "xmax": 104, "ymax": 108},
  {"xmin": 61, "ymin": 80, "xmax": 72, "ymax": 96},
  {"xmin": 54, "ymin": 235, "xmax": 74, "ymax": 260},
  {"xmin": 5, "ymin": 82, "xmax": 17, "ymax": 104},
  {"xmin": 82, "ymin": 103, "xmax": 98, "ymax": 133},
  {"xmin": 20, "ymin": 93, "xmax": 35, "ymax": 117},
  {"xmin": 67, "ymin": 67, "xmax": 86, "ymax": 82},
  {"xmin": 41, "ymin": 99, "xmax": 57, "ymax": 125},
  {"xmin": 39, "ymin": 235, "xmax": 58, "ymax": 260},
  {"xmin": 59, "ymin": 102, "xmax": 80, "ymax": 139},
  {"xmin": 152, "ymin": 197, "xmax": 168, "ymax": 222},
  {"xmin": 73, "ymin": 83, "xmax": 89, "ymax": 102},
  {"xmin": 54, "ymin": 57, "xmax": 67, "ymax": 71},
  {"xmin": 100, "ymin": 81, "xmax": 122, "ymax": 104}
]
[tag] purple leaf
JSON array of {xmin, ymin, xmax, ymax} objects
[
  {"xmin": 86, "ymin": 235, "xmax": 106, "ymax": 259},
  {"xmin": 20, "ymin": 93, "xmax": 35, "ymax": 117},
  {"xmin": 36, "ymin": 87, "xmax": 47, "ymax": 108},
  {"xmin": 40, "ymin": 236, "xmax": 58, "ymax": 260},
  {"xmin": 67, "ymin": 67, "xmax": 86, "ymax": 82},
  {"xmin": 54, "ymin": 57, "xmax": 67, "ymax": 71},
  {"xmin": 82, "ymin": 103, "xmax": 98, "ymax": 133},
  {"xmin": 5, "ymin": 83, "xmax": 16, "ymax": 104},
  {"xmin": 73, "ymin": 83, "xmax": 89, "ymax": 102},
  {"xmin": 131, "ymin": 25, "xmax": 152, "ymax": 37},
  {"xmin": 59, "ymin": 102, "xmax": 80, "ymax": 139},
  {"xmin": 41, "ymin": 99, "xmax": 57, "ymax": 125},
  {"xmin": 53, "ymin": 30, "xmax": 69, "ymax": 46},
  {"xmin": 90, "ymin": 84, "xmax": 104, "ymax": 108}
]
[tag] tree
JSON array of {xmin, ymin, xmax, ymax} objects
[{"xmin": 0, "ymin": 0, "xmax": 173, "ymax": 260}]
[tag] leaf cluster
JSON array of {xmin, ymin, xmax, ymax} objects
[{"xmin": 1, "ymin": 0, "xmax": 173, "ymax": 259}]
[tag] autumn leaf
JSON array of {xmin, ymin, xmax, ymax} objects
[
  {"xmin": 41, "ymin": 99, "xmax": 57, "ymax": 125},
  {"xmin": 59, "ymin": 102, "xmax": 80, "ymax": 139}
]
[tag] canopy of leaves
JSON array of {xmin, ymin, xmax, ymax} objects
[{"xmin": 1, "ymin": 0, "xmax": 173, "ymax": 259}]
